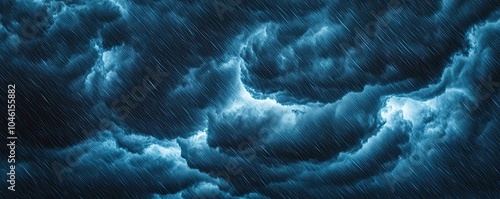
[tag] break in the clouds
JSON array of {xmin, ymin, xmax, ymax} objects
[{"xmin": 1, "ymin": 0, "xmax": 499, "ymax": 198}]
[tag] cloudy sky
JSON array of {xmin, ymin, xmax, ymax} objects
[{"xmin": 1, "ymin": 0, "xmax": 499, "ymax": 198}]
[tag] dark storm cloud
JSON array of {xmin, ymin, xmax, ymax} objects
[
  {"xmin": 169, "ymin": 181, "xmax": 269, "ymax": 199},
  {"xmin": 1, "ymin": 0, "xmax": 499, "ymax": 198},
  {"xmin": 206, "ymin": 79, "xmax": 416, "ymax": 162},
  {"xmin": 296, "ymin": 114, "xmax": 410, "ymax": 186},
  {"xmin": 183, "ymin": 12, "xmax": 500, "ymax": 198},
  {"xmin": 94, "ymin": 0, "xmax": 252, "ymax": 138},
  {"xmin": 96, "ymin": 0, "xmax": 338, "ymax": 137},
  {"xmin": 240, "ymin": 0, "xmax": 500, "ymax": 103},
  {"xmin": 384, "ymin": 17, "xmax": 500, "ymax": 197},
  {"xmin": 179, "ymin": 131, "xmax": 304, "ymax": 196},
  {"xmin": 0, "ymin": 0, "xmax": 245, "ymax": 147},
  {"xmin": 260, "ymin": 16, "xmax": 500, "ymax": 198},
  {"xmin": 0, "ymin": 0, "xmax": 124, "ymax": 147},
  {"xmin": 184, "ymin": 104, "xmax": 411, "ymax": 196},
  {"xmin": 3, "ymin": 127, "xmax": 217, "ymax": 199}
]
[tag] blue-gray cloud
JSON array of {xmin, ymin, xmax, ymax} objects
[{"xmin": 1, "ymin": 0, "xmax": 499, "ymax": 198}]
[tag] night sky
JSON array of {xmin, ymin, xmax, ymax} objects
[{"xmin": 1, "ymin": 0, "xmax": 500, "ymax": 198}]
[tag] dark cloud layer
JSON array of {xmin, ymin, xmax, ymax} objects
[
  {"xmin": 241, "ymin": 0, "xmax": 499, "ymax": 103},
  {"xmin": 1, "ymin": 0, "xmax": 499, "ymax": 198}
]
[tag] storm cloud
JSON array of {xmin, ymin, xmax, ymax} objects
[{"xmin": 1, "ymin": 0, "xmax": 499, "ymax": 198}]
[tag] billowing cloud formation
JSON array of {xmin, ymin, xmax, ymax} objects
[
  {"xmin": 240, "ymin": 0, "xmax": 498, "ymax": 103},
  {"xmin": 1, "ymin": 0, "xmax": 499, "ymax": 198}
]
